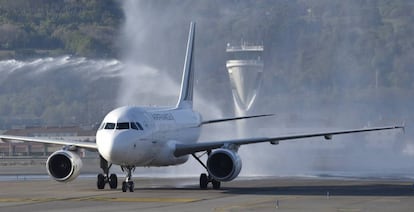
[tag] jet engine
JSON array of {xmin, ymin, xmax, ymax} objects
[
  {"xmin": 46, "ymin": 150, "xmax": 83, "ymax": 182},
  {"xmin": 207, "ymin": 148, "xmax": 242, "ymax": 182}
]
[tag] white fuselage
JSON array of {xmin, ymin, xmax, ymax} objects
[{"xmin": 96, "ymin": 106, "xmax": 202, "ymax": 167}]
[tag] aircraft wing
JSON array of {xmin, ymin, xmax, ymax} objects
[
  {"xmin": 200, "ymin": 114, "xmax": 273, "ymax": 126},
  {"xmin": 174, "ymin": 125, "xmax": 403, "ymax": 157},
  {"xmin": 0, "ymin": 135, "xmax": 97, "ymax": 150}
]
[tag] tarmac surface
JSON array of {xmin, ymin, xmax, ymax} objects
[{"xmin": 0, "ymin": 176, "xmax": 414, "ymax": 212}]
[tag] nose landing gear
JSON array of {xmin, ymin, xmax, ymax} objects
[{"xmin": 121, "ymin": 166, "xmax": 135, "ymax": 192}]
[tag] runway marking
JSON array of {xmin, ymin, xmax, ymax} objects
[
  {"xmin": 0, "ymin": 197, "xmax": 200, "ymax": 203},
  {"xmin": 0, "ymin": 198, "xmax": 60, "ymax": 203},
  {"xmin": 73, "ymin": 197, "xmax": 200, "ymax": 203},
  {"xmin": 337, "ymin": 209, "xmax": 361, "ymax": 212},
  {"xmin": 214, "ymin": 197, "xmax": 291, "ymax": 212},
  {"xmin": 373, "ymin": 198, "xmax": 401, "ymax": 203}
]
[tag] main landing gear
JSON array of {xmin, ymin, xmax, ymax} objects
[
  {"xmin": 121, "ymin": 166, "xmax": 135, "ymax": 192},
  {"xmin": 192, "ymin": 153, "xmax": 221, "ymax": 190},
  {"xmin": 199, "ymin": 173, "xmax": 221, "ymax": 189},
  {"xmin": 97, "ymin": 155, "xmax": 118, "ymax": 189}
]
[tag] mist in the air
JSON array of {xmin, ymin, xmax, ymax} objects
[
  {"xmin": 117, "ymin": 0, "xmax": 413, "ymax": 178},
  {"xmin": 0, "ymin": 56, "xmax": 123, "ymax": 127},
  {"xmin": 116, "ymin": 0, "xmax": 229, "ymax": 176}
]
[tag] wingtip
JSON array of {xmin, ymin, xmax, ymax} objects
[
  {"xmin": 398, "ymin": 122, "xmax": 406, "ymax": 133},
  {"xmin": 255, "ymin": 114, "xmax": 275, "ymax": 118}
]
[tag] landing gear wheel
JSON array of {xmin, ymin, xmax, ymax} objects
[
  {"xmin": 121, "ymin": 166, "xmax": 136, "ymax": 192},
  {"xmin": 122, "ymin": 182, "xmax": 127, "ymax": 192},
  {"xmin": 97, "ymin": 173, "xmax": 105, "ymax": 189},
  {"xmin": 212, "ymin": 179, "xmax": 221, "ymax": 190},
  {"xmin": 121, "ymin": 181, "xmax": 134, "ymax": 192},
  {"xmin": 200, "ymin": 173, "xmax": 208, "ymax": 189},
  {"xmin": 192, "ymin": 152, "xmax": 224, "ymax": 190},
  {"xmin": 98, "ymin": 155, "xmax": 116, "ymax": 190},
  {"xmin": 128, "ymin": 181, "xmax": 134, "ymax": 192},
  {"xmin": 109, "ymin": 174, "xmax": 118, "ymax": 189}
]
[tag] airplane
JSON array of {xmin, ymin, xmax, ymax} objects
[{"xmin": 0, "ymin": 22, "xmax": 404, "ymax": 192}]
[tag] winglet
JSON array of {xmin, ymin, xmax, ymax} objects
[
  {"xmin": 400, "ymin": 122, "xmax": 406, "ymax": 134},
  {"xmin": 176, "ymin": 22, "xmax": 196, "ymax": 109}
]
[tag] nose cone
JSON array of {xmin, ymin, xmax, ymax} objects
[
  {"xmin": 97, "ymin": 130, "xmax": 139, "ymax": 165},
  {"xmin": 96, "ymin": 130, "xmax": 117, "ymax": 162}
]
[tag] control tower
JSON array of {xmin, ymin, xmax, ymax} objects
[{"xmin": 226, "ymin": 42, "xmax": 264, "ymax": 116}]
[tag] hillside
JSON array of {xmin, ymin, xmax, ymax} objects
[
  {"xmin": 0, "ymin": 0, "xmax": 413, "ymax": 128},
  {"xmin": 0, "ymin": 0, "xmax": 123, "ymax": 59}
]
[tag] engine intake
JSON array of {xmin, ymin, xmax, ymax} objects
[
  {"xmin": 46, "ymin": 150, "xmax": 83, "ymax": 182},
  {"xmin": 207, "ymin": 148, "xmax": 242, "ymax": 182}
]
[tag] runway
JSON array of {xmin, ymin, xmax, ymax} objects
[{"xmin": 0, "ymin": 176, "xmax": 413, "ymax": 212}]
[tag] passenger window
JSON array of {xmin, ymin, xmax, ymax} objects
[
  {"xmin": 104, "ymin": 123, "xmax": 115, "ymax": 129},
  {"xmin": 116, "ymin": 122, "xmax": 130, "ymax": 130}
]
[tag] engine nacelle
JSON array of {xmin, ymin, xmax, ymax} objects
[
  {"xmin": 207, "ymin": 148, "xmax": 242, "ymax": 182},
  {"xmin": 46, "ymin": 150, "xmax": 83, "ymax": 182}
]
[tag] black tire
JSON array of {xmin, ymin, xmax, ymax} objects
[
  {"xmin": 122, "ymin": 182, "xmax": 127, "ymax": 192},
  {"xmin": 128, "ymin": 181, "xmax": 134, "ymax": 192},
  {"xmin": 212, "ymin": 179, "xmax": 221, "ymax": 190},
  {"xmin": 200, "ymin": 173, "xmax": 208, "ymax": 189},
  {"xmin": 109, "ymin": 174, "xmax": 118, "ymax": 189},
  {"xmin": 97, "ymin": 173, "xmax": 105, "ymax": 189}
]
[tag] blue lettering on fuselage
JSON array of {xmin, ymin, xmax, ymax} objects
[{"xmin": 151, "ymin": 113, "xmax": 175, "ymax": 121}]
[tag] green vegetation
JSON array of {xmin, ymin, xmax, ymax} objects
[{"xmin": 0, "ymin": 0, "xmax": 123, "ymax": 59}]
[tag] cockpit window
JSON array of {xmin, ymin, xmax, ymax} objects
[
  {"xmin": 131, "ymin": 122, "xmax": 139, "ymax": 130},
  {"xmin": 116, "ymin": 122, "xmax": 130, "ymax": 130},
  {"xmin": 102, "ymin": 122, "xmax": 143, "ymax": 130},
  {"xmin": 99, "ymin": 122, "xmax": 105, "ymax": 130},
  {"xmin": 136, "ymin": 122, "xmax": 144, "ymax": 130},
  {"xmin": 131, "ymin": 122, "xmax": 144, "ymax": 130},
  {"xmin": 104, "ymin": 123, "xmax": 115, "ymax": 129}
]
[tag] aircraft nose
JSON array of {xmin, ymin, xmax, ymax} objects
[
  {"xmin": 96, "ymin": 131, "xmax": 117, "ymax": 162},
  {"xmin": 97, "ymin": 130, "xmax": 135, "ymax": 164}
]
